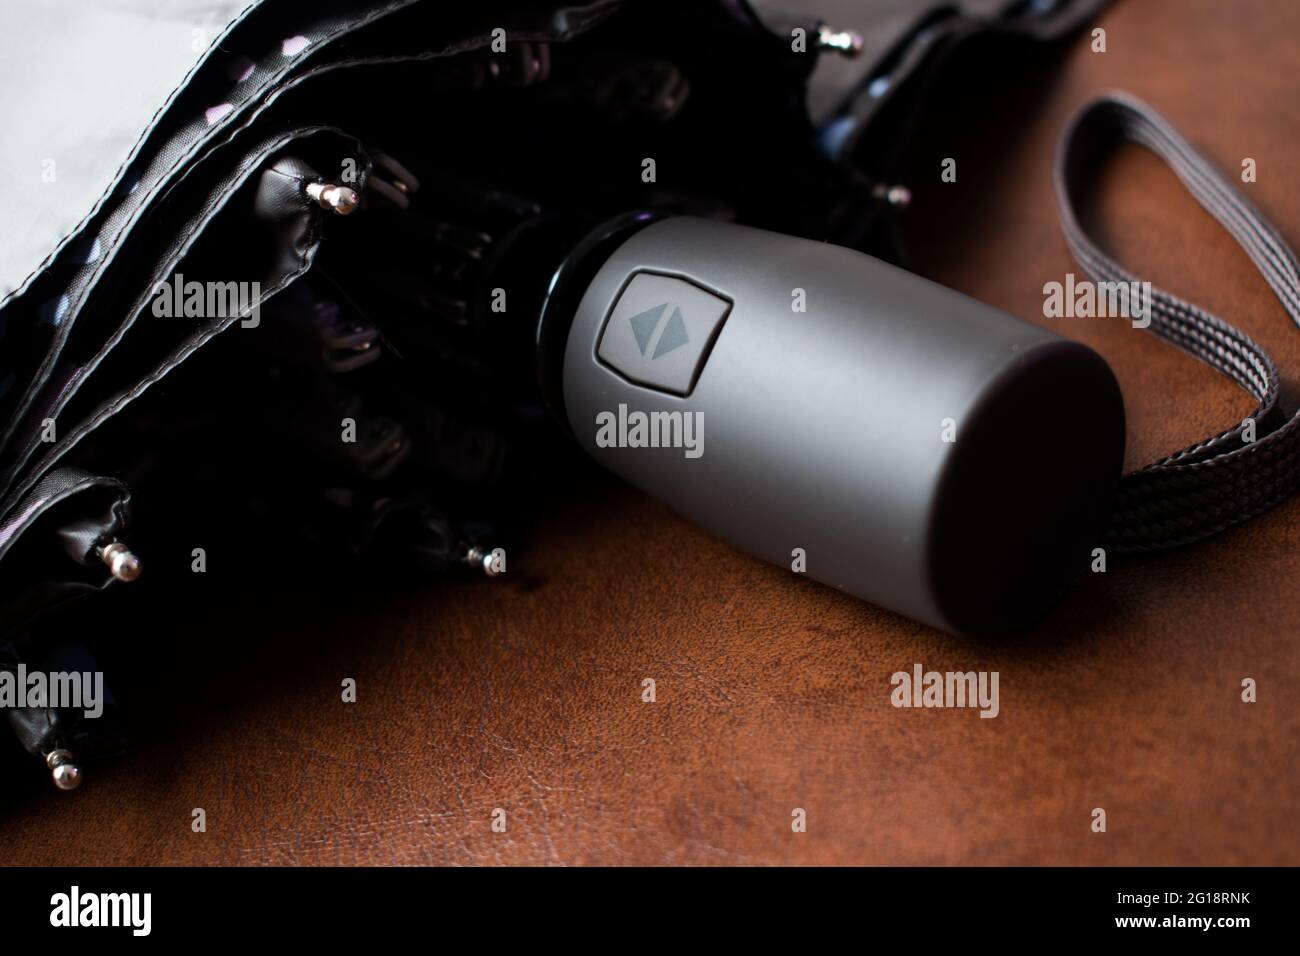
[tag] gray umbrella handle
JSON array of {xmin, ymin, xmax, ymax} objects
[{"xmin": 558, "ymin": 217, "xmax": 1125, "ymax": 635}]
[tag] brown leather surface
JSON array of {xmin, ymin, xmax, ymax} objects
[{"xmin": 3, "ymin": 0, "xmax": 1298, "ymax": 865}]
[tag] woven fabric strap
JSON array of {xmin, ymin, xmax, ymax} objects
[{"xmin": 1054, "ymin": 92, "xmax": 1300, "ymax": 553}]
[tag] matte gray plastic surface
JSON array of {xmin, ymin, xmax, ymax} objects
[
  {"xmin": 595, "ymin": 272, "xmax": 731, "ymax": 395},
  {"xmin": 562, "ymin": 217, "xmax": 1125, "ymax": 635}
]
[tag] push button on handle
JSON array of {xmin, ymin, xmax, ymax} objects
[{"xmin": 595, "ymin": 272, "xmax": 730, "ymax": 396}]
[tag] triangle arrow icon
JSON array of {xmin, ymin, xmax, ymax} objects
[
  {"xmin": 652, "ymin": 306, "xmax": 689, "ymax": 359},
  {"xmin": 629, "ymin": 302, "xmax": 667, "ymax": 356}
]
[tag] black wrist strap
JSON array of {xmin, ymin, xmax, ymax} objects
[{"xmin": 1055, "ymin": 92, "xmax": 1300, "ymax": 553}]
